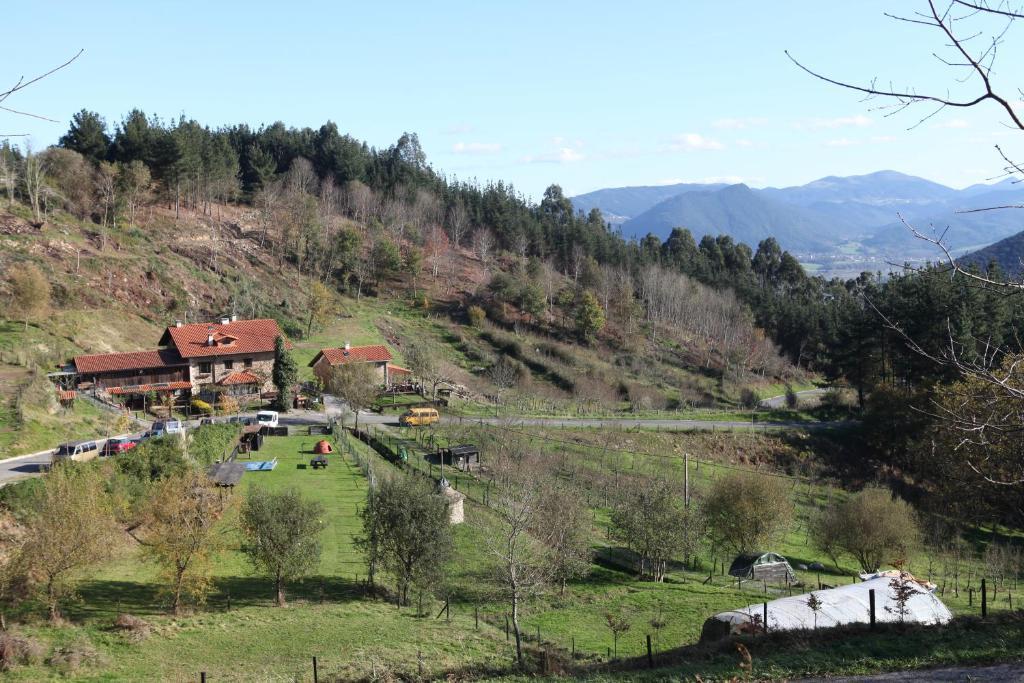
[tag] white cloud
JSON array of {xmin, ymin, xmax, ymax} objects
[
  {"xmin": 869, "ymin": 135, "xmax": 897, "ymax": 144},
  {"xmin": 824, "ymin": 138, "xmax": 860, "ymax": 147},
  {"xmin": 521, "ymin": 147, "xmax": 585, "ymax": 164},
  {"xmin": 735, "ymin": 138, "xmax": 754, "ymax": 148},
  {"xmin": 712, "ymin": 117, "xmax": 767, "ymax": 130},
  {"xmin": 452, "ymin": 141, "xmax": 502, "ymax": 155},
  {"xmin": 443, "ymin": 123, "xmax": 474, "ymax": 135},
  {"xmin": 801, "ymin": 115, "xmax": 872, "ymax": 129},
  {"xmin": 932, "ymin": 118, "xmax": 970, "ymax": 129},
  {"xmin": 665, "ymin": 133, "xmax": 725, "ymax": 151}
]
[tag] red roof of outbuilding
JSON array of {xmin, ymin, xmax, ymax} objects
[
  {"xmin": 161, "ymin": 319, "xmax": 288, "ymax": 358},
  {"xmin": 74, "ymin": 349, "xmax": 186, "ymax": 374},
  {"xmin": 310, "ymin": 345, "xmax": 393, "ymax": 367},
  {"xmin": 388, "ymin": 364, "xmax": 412, "ymax": 375},
  {"xmin": 219, "ymin": 370, "xmax": 263, "ymax": 386}
]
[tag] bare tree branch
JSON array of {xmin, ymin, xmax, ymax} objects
[{"xmin": 0, "ymin": 49, "xmax": 84, "ymax": 106}]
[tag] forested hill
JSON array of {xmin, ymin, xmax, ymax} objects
[
  {"xmin": 959, "ymin": 229, "xmax": 1024, "ymax": 279},
  {"xmin": 3, "ymin": 108, "xmax": 1023, "ymax": 411}
]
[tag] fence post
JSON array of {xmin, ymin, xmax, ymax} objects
[
  {"xmin": 763, "ymin": 602, "xmax": 768, "ymax": 632},
  {"xmin": 200, "ymin": 674, "xmax": 206, "ymax": 683},
  {"xmin": 646, "ymin": 634, "xmax": 653, "ymax": 668},
  {"xmin": 313, "ymin": 656, "xmax": 319, "ymax": 683},
  {"xmin": 869, "ymin": 589, "xmax": 876, "ymax": 628},
  {"xmin": 982, "ymin": 578, "xmax": 988, "ymax": 617}
]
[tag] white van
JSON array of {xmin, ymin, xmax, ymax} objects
[
  {"xmin": 53, "ymin": 440, "xmax": 100, "ymax": 463},
  {"xmin": 256, "ymin": 411, "xmax": 279, "ymax": 428}
]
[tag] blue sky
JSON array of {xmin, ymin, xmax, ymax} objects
[{"xmin": 3, "ymin": 1, "xmax": 1022, "ymax": 199}]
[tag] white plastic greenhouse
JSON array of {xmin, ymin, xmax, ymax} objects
[{"xmin": 700, "ymin": 573, "xmax": 953, "ymax": 641}]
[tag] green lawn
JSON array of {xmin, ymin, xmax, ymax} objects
[{"xmin": 4, "ymin": 428, "xmax": 1021, "ymax": 681}]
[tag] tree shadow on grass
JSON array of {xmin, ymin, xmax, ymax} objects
[{"xmin": 69, "ymin": 574, "xmax": 367, "ymax": 621}]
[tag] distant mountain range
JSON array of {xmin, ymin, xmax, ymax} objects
[{"xmin": 571, "ymin": 171, "xmax": 1024, "ymax": 260}]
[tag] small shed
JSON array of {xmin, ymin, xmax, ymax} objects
[
  {"xmin": 207, "ymin": 462, "xmax": 246, "ymax": 487},
  {"xmin": 438, "ymin": 444, "xmax": 480, "ymax": 471},
  {"xmin": 729, "ymin": 552, "xmax": 797, "ymax": 584}
]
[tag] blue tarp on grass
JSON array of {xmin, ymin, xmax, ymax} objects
[{"xmin": 244, "ymin": 459, "xmax": 278, "ymax": 471}]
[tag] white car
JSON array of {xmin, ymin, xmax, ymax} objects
[{"xmin": 256, "ymin": 411, "xmax": 279, "ymax": 428}]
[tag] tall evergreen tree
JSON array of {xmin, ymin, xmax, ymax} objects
[
  {"xmin": 59, "ymin": 109, "xmax": 110, "ymax": 163},
  {"xmin": 272, "ymin": 335, "xmax": 297, "ymax": 411}
]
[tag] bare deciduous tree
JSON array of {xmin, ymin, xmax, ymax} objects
[
  {"xmin": 445, "ymin": 199, "xmax": 470, "ymax": 247},
  {"xmin": 472, "ymin": 227, "xmax": 496, "ymax": 272},
  {"xmin": 790, "ymin": 0, "xmax": 1024, "ymax": 485}
]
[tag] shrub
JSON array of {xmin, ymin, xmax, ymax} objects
[
  {"xmin": 811, "ymin": 488, "xmax": 920, "ymax": 572},
  {"xmin": 704, "ymin": 470, "xmax": 794, "ymax": 555},
  {"xmin": 467, "ymin": 305, "xmax": 486, "ymax": 328},
  {"xmin": 190, "ymin": 423, "xmax": 242, "ymax": 466},
  {"xmin": 739, "ymin": 388, "xmax": 759, "ymax": 409},
  {"xmin": 626, "ymin": 383, "xmax": 667, "ymax": 413},
  {"xmin": 216, "ymin": 393, "xmax": 240, "ymax": 415},
  {"xmin": 47, "ymin": 640, "xmax": 104, "ymax": 673},
  {"xmin": 784, "ymin": 385, "xmax": 799, "ymax": 409},
  {"xmin": 0, "ymin": 633, "xmax": 45, "ymax": 670},
  {"xmin": 190, "ymin": 399, "xmax": 213, "ymax": 415},
  {"xmin": 113, "ymin": 613, "xmax": 151, "ymax": 642}
]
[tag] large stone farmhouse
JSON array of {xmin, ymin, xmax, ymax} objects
[
  {"xmin": 309, "ymin": 343, "xmax": 411, "ymax": 387},
  {"xmin": 71, "ymin": 317, "xmax": 288, "ymax": 406}
]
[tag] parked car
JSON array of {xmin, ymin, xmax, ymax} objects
[
  {"xmin": 399, "ymin": 407, "xmax": 440, "ymax": 427},
  {"xmin": 101, "ymin": 436, "xmax": 138, "ymax": 456},
  {"xmin": 163, "ymin": 419, "xmax": 185, "ymax": 434},
  {"xmin": 228, "ymin": 415, "xmax": 257, "ymax": 425},
  {"xmin": 53, "ymin": 440, "xmax": 100, "ymax": 463},
  {"xmin": 256, "ymin": 411, "xmax": 279, "ymax": 428}
]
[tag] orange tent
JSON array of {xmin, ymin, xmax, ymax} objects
[{"xmin": 314, "ymin": 440, "xmax": 334, "ymax": 454}]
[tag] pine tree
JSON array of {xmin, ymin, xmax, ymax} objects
[{"xmin": 272, "ymin": 335, "xmax": 297, "ymax": 412}]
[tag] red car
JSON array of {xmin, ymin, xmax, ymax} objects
[{"xmin": 102, "ymin": 437, "xmax": 138, "ymax": 456}]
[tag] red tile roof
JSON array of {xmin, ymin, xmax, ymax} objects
[
  {"xmin": 74, "ymin": 349, "xmax": 186, "ymax": 374},
  {"xmin": 388, "ymin": 364, "xmax": 412, "ymax": 375},
  {"xmin": 219, "ymin": 370, "xmax": 263, "ymax": 386},
  {"xmin": 162, "ymin": 319, "xmax": 288, "ymax": 359},
  {"xmin": 311, "ymin": 345, "xmax": 393, "ymax": 367},
  {"xmin": 57, "ymin": 390, "xmax": 77, "ymax": 402},
  {"xmin": 107, "ymin": 381, "xmax": 192, "ymax": 395}
]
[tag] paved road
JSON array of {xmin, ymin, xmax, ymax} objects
[
  {"xmin": 799, "ymin": 662, "xmax": 1024, "ymax": 682},
  {"xmin": 0, "ymin": 404, "xmax": 843, "ymax": 485},
  {"xmin": 759, "ymin": 388, "xmax": 828, "ymax": 409}
]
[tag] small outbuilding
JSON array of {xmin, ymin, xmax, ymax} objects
[
  {"xmin": 207, "ymin": 462, "xmax": 246, "ymax": 487},
  {"xmin": 437, "ymin": 444, "xmax": 480, "ymax": 471},
  {"xmin": 729, "ymin": 552, "xmax": 797, "ymax": 584}
]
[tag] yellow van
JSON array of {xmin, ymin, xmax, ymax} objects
[{"xmin": 399, "ymin": 406, "xmax": 439, "ymax": 427}]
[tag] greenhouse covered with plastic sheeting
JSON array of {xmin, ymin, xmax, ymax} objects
[{"xmin": 700, "ymin": 573, "xmax": 953, "ymax": 641}]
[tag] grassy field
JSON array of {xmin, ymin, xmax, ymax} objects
[{"xmin": 2, "ymin": 424, "xmax": 1022, "ymax": 680}]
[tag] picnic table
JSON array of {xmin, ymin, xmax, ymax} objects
[{"xmin": 310, "ymin": 454, "xmax": 328, "ymax": 469}]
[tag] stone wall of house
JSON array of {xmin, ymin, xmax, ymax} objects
[{"xmin": 190, "ymin": 352, "xmax": 275, "ymax": 394}]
